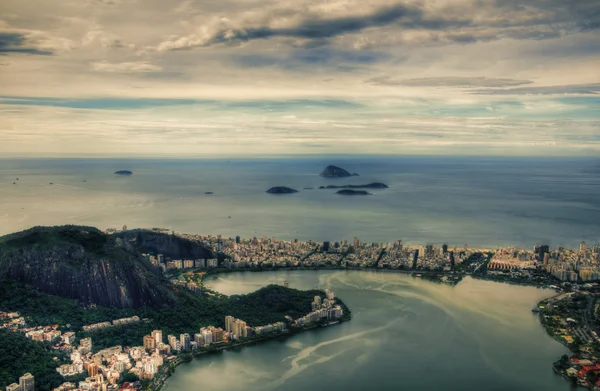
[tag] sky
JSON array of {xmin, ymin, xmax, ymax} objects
[{"xmin": 0, "ymin": 0, "xmax": 599, "ymax": 157}]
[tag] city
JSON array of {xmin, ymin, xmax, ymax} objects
[{"xmin": 1, "ymin": 282, "xmax": 344, "ymax": 391}]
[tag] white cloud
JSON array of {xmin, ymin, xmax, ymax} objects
[{"xmin": 91, "ymin": 61, "xmax": 162, "ymax": 73}]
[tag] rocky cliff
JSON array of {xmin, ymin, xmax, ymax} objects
[
  {"xmin": 0, "ymin": 226, "xmax": 213, "ymax": 308},
  {"xmin": 114, "ymin": 229, "xmax": 215, "ymax": 260}
]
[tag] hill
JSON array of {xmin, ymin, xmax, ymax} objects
[{"xmin": 0, "ymin": 226, "xmax": 212, "ymax": 308}]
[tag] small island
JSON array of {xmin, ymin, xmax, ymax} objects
[
  {"xmin": 266, "ymin": 186, "xmax": 299, "ymax": 194},
  {"xmin": 319, "ymin": 165, "xmax": 359, "ymax": 178},
  {"xmin": 205, "ymin": 192, "xmax": 214, "ymax": 195},
  {"xmin": 114, "ymin": 170, "xmax": 133, "ymax": 176},
  {"xmin": 336, "ymin": 190, "xmax": 371, "ymax": 196},
  {"xmin": 319, "ymin": 183, "xmax": 388, "ymax": 190}
]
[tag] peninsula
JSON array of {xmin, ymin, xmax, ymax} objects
[
  {"xmin": 114, "ymin": 170, "xmax": 133, "ymax": 176},
  {"xmin": 266, "ymin": 186, "xmax": 298, "ymax": 194},
  {"xmin": 0, "ymin": 226, "xmax": 350, "ymax": 391},
  {"xmin": 319, "ymin": 165, "xmax": 358, "ymax": 178}
]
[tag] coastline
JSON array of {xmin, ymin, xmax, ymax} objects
[{"xmin": 152, "ymin": 319, "xmax": 347, "ymax": 391}]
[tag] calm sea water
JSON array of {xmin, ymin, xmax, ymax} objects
[
  {"xmin": 0, "ymin": 156, "xmax": 599, "ymax": 247},
  {"xmin": 162, "ymin": 271, "xmax": 569, "ymax": 391}
]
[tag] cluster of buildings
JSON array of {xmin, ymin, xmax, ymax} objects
[
  {"xmin": 82, "ymin": 316, "xmax": 140, "ymax": 332},
  {"xmin": 296, "ymin": 289, "xmax": 344, "ymax": 326},
  {"xmin": 4, "ymin": 374, "xmax": 34, "ymax": 391}
]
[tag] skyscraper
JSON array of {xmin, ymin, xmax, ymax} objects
[
  {"xmin": 225, "ymin": 316, "xmax": 234, "ymax": 333},
  {"xmin": 180, "ymin": 333, "xmax": 190, "ymax": 351},
  {"xmin": 152, "ymin": 330, "xmax": 163, "ymax": 345},
  {"xmin": 412, "ymin": 250, "xmax": 419, "ymax": 270},
  {"xmin": 19, "ymin": 373, "xmax": 34, "ymax": 391},
  {"xmin": 236, "ymin": 236, "xmax": 240, "ymax": 244},
  {"xmin": 353, "ymin": 237, "xmax": 360, "ymax": 248},
  {"xmin": 580, "ymin": 241, "xmax": 586, "ymax": 253},
  {"xmin": 442, "ymin": 244, "xmax": 448, "ymax": 254}
]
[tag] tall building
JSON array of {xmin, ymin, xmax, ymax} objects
[
  {"xmin": 322, "ymin": 241, "xmax": 330, "ymax": 252},
  {"xmin": 353, "ymin": 237, "xmax": 360, "ymax": 248},
  {"xmin": 88, "ymin": 363, "xmax": 98, "ymax": 377},
  {"xmin": 449, "ymin": 252, "xmax": 455, "ymax": 269},
  {"xmin": 442, "ymin": 244, "xmax": 448, "ymax": 254},
  {"xmin": 580, "ymin": 241, "xmax": 586, "ymax": 253},
  {"xmin": 225, "ymin": 316, "xmax": 234, "ymax": 333},
  {"xmin": 152, "ymin": 330, "xmax": 163, "ymax": 345},
  {"xmin": 143, "ymin": 335, "xmax": 156, "ymax": 351},
  {"xmin": 236, "ymin": 236, "xmax": 241, "ymax": 244},
  {"xmin": 6, "ymin": 383, "xmax": 20, "ymax": 391},
  {"xmin": 180, "ymin": 333, "xmax": 190, "ymax": 351},
  {"xmin": 19, "ymin": 373, "xmax": 34, "ymax": 391},
  {"xmin": 412, "ymin": 250, "xmax": 419, "ymax": 269}
]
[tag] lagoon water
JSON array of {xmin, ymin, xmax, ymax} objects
[
  {"xmin": 163, "ymin": 271, "xmax": 569, "ymax": 391},
  {"xmin": 1, "ymin": 156, "xmax": 599, "ymax": 247}
]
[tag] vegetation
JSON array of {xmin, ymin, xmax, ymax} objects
[
  {"xmin": 0, "ymin": 279, "xmax": 345, "ymax": 352},
  {"xmin": 0, "ymin": 329, "xmax": 64, "ymax": 391}
]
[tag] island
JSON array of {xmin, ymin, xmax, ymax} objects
[
  {"xmin": 205, "ymin": 192, "xmax": 214, "ymax": 195},
  {"xmin": 319, "ymin": 165, "xmax": 359, "ymax": 178},
  {"xmin": 336, "ymin": 190, "xmax": 371, "ymax": 196},
  {"xmin": 266, "ymin": 186, "xmax": 298, "ymax": 194},
  {"xmin": 114, "ymin": 170, "xmax": 133, "ymax": 176},
  {"xmin": 319, "ymin": 183, "xmax": 388, "ymax": 189}
]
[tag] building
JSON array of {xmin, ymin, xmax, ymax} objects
[
  {"xmin": 580, "ymin": 241, "xmax": 587, "ymax": 254},
  {"xmin": 6, "ymin": 384, "xmax": 20, "ymax": 391},
  {"xmin": 225, "ymin": 316, "xmax": 234, "ymax": 333},
  {"xmin": 180, "ymin": 333, "xmax": 190, "ymax": 351},
  {"xmin": 79, "ymin": 338, "xmax": 92, "ymax": 354},
  {"xmin": 152, "ymin": 330, "xmax": 163, "ymax": 345},
  {"xmin": 19, "ymin": 373, "xmax": 34, "ymax": 391},
  {"xmin": 143, "ymin": 335, "xmax": 156, "ymax": 351}
]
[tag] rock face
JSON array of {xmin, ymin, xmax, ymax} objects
[
  {"xmin": 319, "ymin": 183, "xmax": 388, "ymax": 189},
  {"xmin": 336, "ymin": 190, "xmax": 371, "ymax": 196},
  {"xmin": 266, "ymin": 186, "xmax": 298, "ymax": 194},
  {"xmin": 114, "ymin": 229, "xmax": 215, "ymax": 260},
  {"xmin": 0, "ymin": 226, "xmax": 214, "ymax": 308},
  {"xmin": 114, "ymin": 170, "xmax": 133, "ymax": 176},
  {"xmin": 319, "ymin": 165, "xmax": 358, "ymax": 178}
]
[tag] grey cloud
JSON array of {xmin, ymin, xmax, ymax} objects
[
  {"xmin": 472, "ymin": 83, "xmax": 600, "ymax": 95},
  {"xmin": 0, "ymin": 32, "xmax": 52, "ymax": 55},
  {"xmin": 366, "ymin": 76, "xmax": 534, "ymax": 88},
  {"xmin": 158, "ymin": 0, "xmax": 600, "ymax": 50}
]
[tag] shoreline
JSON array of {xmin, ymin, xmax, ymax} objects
[{"xmin": 152, "ymin": 319, "xmax": 345, "ymax": 391}]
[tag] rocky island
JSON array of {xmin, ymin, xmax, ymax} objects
[
  {"xmin": 319, "ymin": 183, "xmax": 388, "ymax": 189},
  {"xmin": 319, "ymin": 165, "xmax": 358, "ymax": 178},
  {"xmin": 336, "ymin": 189, "xmax": 372, "ymax": 196},
  {"xmin": 266, "ymin": 186, "xmax": 298, "ymax": 194},
  {"xmin": 114, "ymin": 170, "xmax": 133, "ymax": 176}
]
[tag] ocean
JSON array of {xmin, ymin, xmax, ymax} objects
[{"xmin": 0, "ymin": 156, "xmax": 599, "ymax": 248}]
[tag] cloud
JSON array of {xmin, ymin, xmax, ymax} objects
[
  {"xmin": 156, "ymin": 0, "xmax": 600, "ymax": 51},
  {"xmin": 473, "ymin": 82, "xmax": 600, "ymax": 95},
  {"xmin": 365, "ymin": 76, "xmax": 534, "ymax": 88},
  {"xmin": 0, "ymin": 32, "xmax": 52, "ymax": 55},
  {"xmin": 91, "ymin": 61, "xmax": 162, "ymax": 73}
]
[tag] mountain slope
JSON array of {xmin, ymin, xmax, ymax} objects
[{"xmin": 0, "ymin": 226, "xmax": 212, "ymax": 308}]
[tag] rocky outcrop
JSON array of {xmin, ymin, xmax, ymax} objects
[
  {"xmin": 0, "ymin": 226, "xmax": 214, "ymax": 308},
  {"xmin": 266, "ymin": 186, "xmax": 298, "ymax": 194},
  {"xmin": 336, "ymin": 190, "xmax": 371, "ymax": 195},
  {"xmin": 319, "ymin": 165, "xmax": 358, "ymax": 178},
  {"xmin": 114, "ymin": 170, "xmax": 133, "ymax": 176},
  {"xmin": 319, "ymin": 183, "xmax": 388, "ymax": 189}
]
